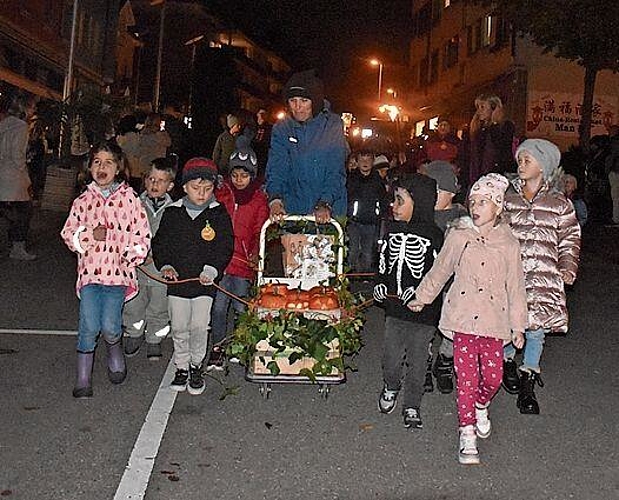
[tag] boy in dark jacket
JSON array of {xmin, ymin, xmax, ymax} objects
[
  {"xmin": 346, "ymin": 150, "xmax": 389, "ymax": 273},
  {"xmin": 373, "ymin": 173, "xmax": 444, "ymax": 429},
  {"xmin": 152, "ymin": 158, "xmax": 233, "ymax": 395}
]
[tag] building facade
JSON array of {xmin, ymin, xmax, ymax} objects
[
  {"xmin": 407, "ymin": 0, "xmax": 619, "ymax": 150},
  {"xmin": 0, "ymin": 0, "xmax": 121, "ymax": 101}
]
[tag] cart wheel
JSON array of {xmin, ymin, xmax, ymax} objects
[
  {"xmin": 318, "ymin": 384, "xmax": 330, "ymax": 399},
  {"xmin": 259, "ymin": 383, "xmax": 271, "ymax": 399}
]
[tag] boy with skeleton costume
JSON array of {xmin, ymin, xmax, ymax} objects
[{"xmin": 373, "ymin": 173, "xmax": 444, "ymax": 430}]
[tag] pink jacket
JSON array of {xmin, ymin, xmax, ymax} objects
[
  {"xmin": 61, "ymin": 182, "xmax": 151, "ymax": 300},
  {"xmin": 414, "ymin": 218, "xmax": 528, "ymax": 342}
]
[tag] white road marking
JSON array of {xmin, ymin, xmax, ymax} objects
[
  {"xmin": 3, "ymin": 328, "xmax": 178, "ymax": 499},
  {"xmin": 114, "ymin": 357, "xmax": 178, "ymax": 500},
  {"xmin": 0, "ymin": 328, "xmax": 77, "ymax": 336}
]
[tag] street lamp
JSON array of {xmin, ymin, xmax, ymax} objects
[{"xmin": 370, "ymin": 59, "xmax": 383, "ymax": 101}]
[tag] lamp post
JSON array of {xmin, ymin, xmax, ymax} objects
[
  {"xmin": 184, "ymin": 34, "xmax": 205, "ymax": 117},
  {"xmin": 370, "ymin": 59, "xmax": 383, "ymax": 101},
  {"xmin": 152, "ymin": 0, "xmax": 166, "ymax": 111}
]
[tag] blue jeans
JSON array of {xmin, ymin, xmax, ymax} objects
[
  {"xmin": 503, "ymin": 328, "xmax": 547, "ymax": 373},
  {"xmin": 210, "ymin": 274, "xmax": 250, "ymax": 345},
  {"xmin": 77, "ymin": 284, "xmax": 126, "ymax": 352}
]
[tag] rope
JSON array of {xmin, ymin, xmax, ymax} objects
[{"xmin": 137, "ymin": 265, "xmax": 252, "ymax": 307}]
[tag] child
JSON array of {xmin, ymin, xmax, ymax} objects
[
  {"xmin": 207, "ymin": 140, "xmax": 269, "ymax": 371},
  {"xmin": 373, "ymin": 173, "xmax": 444, "ymax": 430},
  {"xmin": 123, "ymin": 157, "xmax": 176, "ymax": 360},
  {"xmin": 61, "ymin": 140, "xmax": 151, "ymax": 398},
  {"xmin": 152, "ymin": 158, "xmax": 233, "ymax": 395},
  {"xmin": 502, "ymin": 139, "xmax": 581, "ymax": 414},
  {"xmin": 408, "ymin": 173, "xmax": 527, "ymax": 465},
  {"xmin": 346, "ymin": 149, "xmax": 389, "ymax": 274},
  {"xmin": 423, "ymin": 161, "xmax": 468, "ymax": 394}
]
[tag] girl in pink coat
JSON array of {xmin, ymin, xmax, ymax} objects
[
  {"xmin": 408, "ymin": 173, "xmax": 527, "ymax": 465},
  {"xmin": 61, "ymin": 140, "xmax": 151, "ymax": 399}
]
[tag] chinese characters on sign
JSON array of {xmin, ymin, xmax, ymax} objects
[{"xmin": 527, "ymin": 91, "xmax": 616, "ymax": 138}]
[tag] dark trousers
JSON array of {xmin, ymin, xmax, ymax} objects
[
  {"xmin": 0, "ymin": 201, "xmax": 33, "ymax": 242},
  {"xmin": 347, "ymin": 221, "xmax": 378, "ymax": 273},
  {"xmin": 382, "ymin": 317, "xmax": 436, "ymax": 410}
]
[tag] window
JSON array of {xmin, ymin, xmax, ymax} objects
[
  {"xmin": 420, "ymin": 57, "xmax": 429, "ymax": 87},
  {"xmin": 430, "ymin": 49, "xmax": 439, "ymax": 84},
  {"xmin": 443, "ymin": 35, "xmax": 459, "ymax": 70},
  {"xmin": 482, "ymin": 15, "xmax": 493, "ymax": 47}
]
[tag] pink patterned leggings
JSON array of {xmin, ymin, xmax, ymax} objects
[{"xmin": 453, "ymin": 332, "xmax": 504, "ymax": 427}]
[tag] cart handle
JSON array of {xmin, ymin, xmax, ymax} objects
[{"xmin": 257, "ymin": 215, "xmax": 345, "ymax": 283}]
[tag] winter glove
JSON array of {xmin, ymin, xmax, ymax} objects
[
  {"xmin": 399, "ymin": 286, "xmax": 416, "ymax": 306},
  {"xmin": 373, "ymin": 283, "xmax": 387, "ymax": 302},
  {"xmin": 199, "ymin": 265, "xmax": 218, "ymax": 285}
]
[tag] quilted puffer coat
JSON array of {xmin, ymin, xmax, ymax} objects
[{"xmin": 504, "ymin": 178, "xmax": 581, "ymax": 333}]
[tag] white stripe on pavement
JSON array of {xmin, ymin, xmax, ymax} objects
[
  {"xmin": 114, "ymin": 357, "xmax": 178, "ymax": 500},
  {"xmin": 0, "ymin": 328, "xmax": 77, "ymax": 336}
]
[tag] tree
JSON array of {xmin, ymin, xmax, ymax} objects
[{"xmin": 480, "ymin": 0, "xmax": 619, "ymax": 152}]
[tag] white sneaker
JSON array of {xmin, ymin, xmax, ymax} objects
[
  {"xmin": 459, "ymin": 425, "xmax": 480, "ymax": 465},
  {"xmin": 9, "ymin": 241, "xmax": 36, "ymax": 261},
  {"xmin": 475, "ymin": 403, "xmax": 492, "ymax": 439},
  {"xmin": 378, "ymin": 385, "xmax": 399, "ymax": 414}
]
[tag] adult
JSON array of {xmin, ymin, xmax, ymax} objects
[
  {"xmin": 212, "ymin": 114, "xmax": 241, "ymax": 176},
  {"xmin": 252, "ymin": 108, "xmax": 272, "ymax": 180},
  {"xmin": 468, "ymin": 94, "xmax": 516, "ymax": 186},
  {"xmin": 0, "ymin": 90, "xmax": 37, "ymax": 260},
  {"xmin": 605, "ymin": 125, "xmax": 619, "ymax": 224},
  {"xmin": 117, "ymin": 112, "xmax": 171, "ymax": 192},
  {"xmin": 425, "ymin": 116, "xmax": 461, "ymax": 165},
  {"xmin": 266, "ymin": 69, "xmax": 349, "ymax": 224}
]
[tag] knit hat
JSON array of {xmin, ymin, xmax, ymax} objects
[
  {"xmin": 283, "ymin": 69, "xmax": 325, "ymax": 110},
  {"xmin": 470, "ymin": 173, "xmax": 510, "ymax": 209},
  {"xmin": 396, "ymin": 173, "xmax": 438, "ymax": 223},
  {"xmin": 226, "ymin": 114, "xmax": 239, "ymax": 129},
  {"xmin": 514, "ymin": 138, "xmax": 561, "ymax": 180},
  {"xmin": 229, "ymin": 136, "xmax": 258, "ymax": 177},
  {"xmin": 182, "ymin": 157, "xmax": 218, "ymax": 185},
  {"xmin": 425, "ymin": 160, "xmax": 459, "ymax": 193},
  {"xmin": 373, "ymin": 154, "xmax": 390, "ymax": 170}
]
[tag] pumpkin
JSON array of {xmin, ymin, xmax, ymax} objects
[
  {"xmin": 308, "ymin": 293, "xmax": 339, "ymax": 310},
  {"xmin": 258, "ymin": 293, "xmax": 288, "ymax": 309},
  {"xmin": 261, "ymin": 283, "xmax": 289, "ymax": 295}
]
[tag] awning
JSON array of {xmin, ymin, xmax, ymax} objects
[{"xmin": 0, "ymin": 67, "xmax": 62, "ymax": 101}]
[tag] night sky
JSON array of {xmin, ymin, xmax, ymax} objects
[{"xmin": 206, "ymin": 0, "xmax": 412, "ymax": 116}]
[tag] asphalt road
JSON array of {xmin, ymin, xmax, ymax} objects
[{"xmin": 0, "ymin": 209, "xmax": 618, "ymax": 500}]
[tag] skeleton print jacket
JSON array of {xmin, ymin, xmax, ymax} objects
[{"xmin": 376, "ymin": 219, "xmax": 444, "ymax": 324}]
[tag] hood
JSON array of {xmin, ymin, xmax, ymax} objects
[{"xmin": 396, "ymin": 173, "xmax": 437, "ymax": 223}]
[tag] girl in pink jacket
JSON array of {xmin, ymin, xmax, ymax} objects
[
  {"xmin": 408, "ymin": 174, "xmax": 527, "ymax": 465},
  {"xmin": 61, "ymin": 140, "xmax": 151, "ymax": 399}
]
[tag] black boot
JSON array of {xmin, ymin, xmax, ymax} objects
[
  {"xmin": 502, "ymin": 359, "xmax": 521, "ymax": 394},
  {"xmin": 423, "ymin": 356, "xmax": 434, "ymax": 393},
  {"xmin": 517, "ymin": 371, "xmax": 544, "ymax": 414},
  {"xmin": 73, "ymin": 352, "xmax": 94, "ymax": 398},
  {"xmin": 433, "ymin": 354, "xmax": 454, "ymax": 394},
  {"xmin": 105, "ymin": 338, "xmax": 127, "ymax": 384}
]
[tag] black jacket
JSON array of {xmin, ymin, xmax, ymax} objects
[
  {"xmin": 152, "ymin": 199, "xmax": 234, "ymax": 299},
  {"xmin": 346, "ymin": 170, "xmax": 389, "ymax": 225}
]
